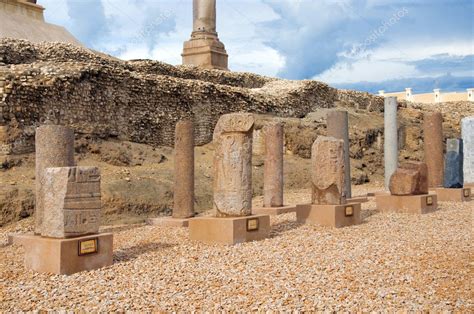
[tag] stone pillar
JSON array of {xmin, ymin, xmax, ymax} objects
[
  {"xmin": 263, "ymin": 123, "xmax": 284, "ymax": 207},
  {"xmin": 35, "ymin": 125, "xmax": 75, "ymax": 235},
  {"xmin": 311, "ymin": 136, "xmax": 346, "ymax": 205},
  {"xmin": 42, "ymin": 166, "xmax": 101, "ymax": 238},
  {"xmin": 213, "ymin": 113, "xmax": 254, "ymax": 217},
  {"xmin": 193, "ymin": 0, "xmax": 216, "ymax": 33},
  {"xmin": 327, "ymin": 110, "xmax": 352, "ymax": 198},
  {"xmin": 462, "ymin": 117, "xmax": 474, "ymax": 185},
  {"xmin": 173, "ymin": 120, "xmax": 195, "ymax": 219},
  {"xmin": 444, "ymin": 139, "xmax": 463, "ymax": 188},
  {"xmin": 384, "ymin": 97, "xmax": 398, "ymax": 190},
  {"xmin": 423, "ymin": 112, "xmax": 444, "ymax": 187}
]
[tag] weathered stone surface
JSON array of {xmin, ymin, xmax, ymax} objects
[
  {"xmin": 384, "ymin": 97, "xmax": 398, "ymax": 190},
  {"xmin": 213, "ymin": 113, "xmax": 254, "ymax": 217},
  {"xmin": 173, "ymin": 120, "xmax": 195, "ymax": 219},
  {"xmin": 311, "ymin": 136, "xmax": 346, "ymax": 205},
  {"xmin": 42, "ymin": 166, "xmax": 101, "ymax": 238},
  {"xmin": 35, "ymin": 125, "xmax": 75, "ymax": 235},
  {"xmin": 327, "ymin": 110, "xmax": 352, "ymax": 198},
  {"xmin": 462, "ymin": 117, "xmax": 474, "ymax": 185},
  {"xmin": 389, "ymin": 162, "xmax": 428, "ymax": 196},
  {"xmin": 424, "ymin": 112, "xmax": 444, "ymax": 187},
  {"xmin": 263, "ymin": 123, "xmax": 284, "ymax": 207},
  {"xmin": 444, "ymin": 138, "xmax": 463, "ymax": 188}
]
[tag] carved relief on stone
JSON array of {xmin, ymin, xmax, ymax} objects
[{"xmin": 213, "ymin": 113, "xmax": 254, "ymax": 217}]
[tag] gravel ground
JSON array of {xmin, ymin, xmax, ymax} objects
[{"xmin": 0, "ymin": 186, "xmax": 472, "ymax": 312}]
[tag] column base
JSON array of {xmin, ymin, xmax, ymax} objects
[
  {"xmin": 19, "ymin": 233, "xmax": 113, "ymax": 275},
  {"xmin": 431, "ymin": 188, "xmax": 471, "ymax": 202},
  {"xmin": 375, "ymin": 194, "xmax": 438, "ymax": 214},
  {"xmin": 146, "ymin": 217, "xmax": 190, "ymax": 227},
  {"xmin": 295, "ymin": 203, "xmax": 361, "ymax": 228},
  {"xmin": 189, "ymin": 215, "xmax": 270, "ymax": 245},
  {"xmin": 252, "ymin": 205, "xmax": 296, "ymax": 216}
]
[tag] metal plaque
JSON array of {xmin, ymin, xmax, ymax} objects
[
  {"xmin": 464, "ymin": 189, "xmax": 470, "ymax": 198},
  {"xmin": 345, "ymin": 206, "xmax": 354, "ymax": 217},
  {"xmin": 78, "ymin": 238, "xmax": 98, "ymax": 256},
  {"xmin": 426, "ymin": 196, "xmax": 433, "ymax": 206},
  {"xmin": 246, "ymin": 218, "xmax": 259, "ymax": 232}
]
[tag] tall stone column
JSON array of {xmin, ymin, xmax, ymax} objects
[
  {"xmin": 462, "ymin": 117, "xmax": 474, "ymax": 186},
  {"xmin": 213, "ymin": 113, "xmax": 254, "ymax": 217},
  {"xmin": 444, "ymin": 139, "xmax": 463, "ymax": 188},
  {"xmin": 35, "ymin": 125, "xmax": 75, "ymax": 235},
  {"xmin": 384, "ymin": 97, "xmax": 398, "ymax": 190},
  {"xmin": 173, "ymin": 120, "xmax": 195, "ymax": 219},
  {"xmin": 327, "ymin": 110, "xmax": 352, "ymax": 198},
  {"xmin": 182, "ymin": 0, "xmax": 228, "ymax": 70},
  {"xmin": 193, "ymin": 0, "xmax": 216, "ymax": 33},
  {"xmin": 424, "ymin": 112, "xmax": 444, "ymax": 187},
  {"xmin": 263, "ymin": 123, "xmax": 284, "ymax": 207}
]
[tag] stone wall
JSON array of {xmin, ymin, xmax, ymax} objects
[{"xmin": 0, "ymin": 38, "xmax": 385, "ymax": 154}]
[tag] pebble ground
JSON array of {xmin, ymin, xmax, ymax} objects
[{"xmin": 1, "ymin": 186, "xmax": 472, "ymax": 311}]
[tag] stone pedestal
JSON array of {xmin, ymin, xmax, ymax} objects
[
  {"xmin": 347, "ymin": 196, "xmax": 369, "ymax": 203},
  {"xmin": 252, "ymin": 205, "xmax": 296, "ymax": 216},
  {"xmin": 147, "ymin": 217, "xmax": 190, "ymax": 227},
  {"xmin": 296, "ymin": 203, "xmax": 361, "ymax": 228},
  {"xmin": 431, "ymin": 188, "xmax": 471, "ymax": 202},
  {"xmin": 424, "ymin": 112, "xmax": 444, "ymax": 187},
  {"xmin": 189, "ymin": 215, "xmax": 270, "ymax": 245},
  {"xmin": 384, "ymin": 97, "xmax": 398, "ymax": 190},
  {"xmin": 20, "ymin": 233, "xmax": 113, "ymax": 275},
  {"xmin": 375, "ymin": 194, "xmax": 438, "ymax": 214}
]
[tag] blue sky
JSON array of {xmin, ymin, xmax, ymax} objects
[{"xmin": 40, "ymin": 0, "xmax": 473, "ymax": 93}]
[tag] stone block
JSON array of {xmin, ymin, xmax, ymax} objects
[
  {"xmin": 189, "ymin": 215, "xmax": 270, "ymax": 245},
  {"xmin": 23, "ymin": 233, "xmax": 113, "ymax": 275},
  {"xmin": 295, "ymin": 203, "xmax": 361, "ymax": 228},
  {"xmin": 146, "ymin": 217, "xmax": 190, "ymax": 227},
  {"xmin": 389, "ymin": 162, "xmax": 428, "ymax": 195},
  {"xmin": 444, "ymin": 138, "xmax": 464, "ymax": 188},
  {"xmin": 376, "ymin": 194, "xmax": 438, "ymax": 214},
  {"xmin": 42, "ymin": 166, "xmax": 101, "ymax": 238},
  {"xmin": 311, "ymin": 136, "xmax": 346, "ymax": 205},
  {"xmin": 252, "ymin": 205, "xmax": 296, "ymax": 216},
  {"xmin": 432, "ymin": 188, "xmax": 471, "ymax": 202}
]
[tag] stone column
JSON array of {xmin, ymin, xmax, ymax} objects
[
  {"xmin": 327, "ymin": 110, "xmax": 352, "ymax": 198},
  {"xmin": 35, "ymin": 125, "xmax": 75, "ymax": 235},
  {"xmin": 263, "ymin": 123, "xmax": 284, "ymax": 207},
  {"xmin": 213, "ymin": 113, "xmax": 254, "ymax": 217},
  {"xmin": 173, "ymin": 120, "xmax": 195, "ymax": 219},
  {"xmin": 193, "ymin": 0, "xmax": 216, "ymax": 33},
  {"xmin": 384, "ymin": 97, "xmax": 398, "ymax": 190},
  {"xmin": 311, "ymin": 136, "xmax": 346, "ymax": 205},
  {"xmin": 423, "ymin": 112, "xmax": 444, "ymax": 187},
  {"xmin": 462, "ymin": 117, "xmax": 474, "ymax": 185},
  {"xmin": 444, "ymin": 139, "xmax": 463, "ymax": 188}
]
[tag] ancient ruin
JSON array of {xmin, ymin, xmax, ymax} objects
[
  {"xmin": 384, "ymin": 97, "xmax": 398, "ymax": 190},
  {"xmin": 182, "ymin": 0, "xmax": 228, "ymax": 70},
  {"xmin": 424, "ymin": 112, "xmax": 444, "ymax": 187},
  {"xmin": 35, "ymin": 124, "xmax": 75, "ymax": 235},
  {"xmin": 462, "ymin": 117, "xmax": 474, "ymax": 187}
]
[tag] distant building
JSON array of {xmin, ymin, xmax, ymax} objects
[
  {"xmin": 0, "ymin": 0, "xmax": 81, "ymax": 45},
  {"xmin": 378, "ymin": 88, "xmax": 473, "ymax": 103}
]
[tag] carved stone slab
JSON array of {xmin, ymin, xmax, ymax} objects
[{"xmin": 41, "ymin": 166, "xmax": 101, "ymax": 238}]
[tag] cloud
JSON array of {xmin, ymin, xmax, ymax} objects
[{"xmin": 66, "ymin": 0, "xmax": 109, "ymax": 47}]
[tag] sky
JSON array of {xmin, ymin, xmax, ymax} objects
[{"xmin": 40, "ymin": 0, "xmax": 474, "ymax": 94}]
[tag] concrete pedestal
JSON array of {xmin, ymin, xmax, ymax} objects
[
  {"xmin": 189, "ymin": 215, "xmax": 270, "ymax": 245},
  {"xmin": 20, "ymin": 233, "xmax": 113, "ymax": 275},
  {"xmin": 431, "ymin": 188, "xmax": 471, "ymax": 202},
  {"xmin": 375, "ymin": 194, "xmax": 438, "ymax": 214},
  {"xmin": 295, "ymin": 203, "xmax": 361, "ymax": 228},
  {"xmin": 147, "ymin": 217, "xmax": 190, "ymax": 227},
  {"xmin": 252, "ymin": 205, "xmax": 296, "ymax": 216},
  {"xmin": 182, "ymin": 38, "xmax": 228, "ymax": 70}
]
